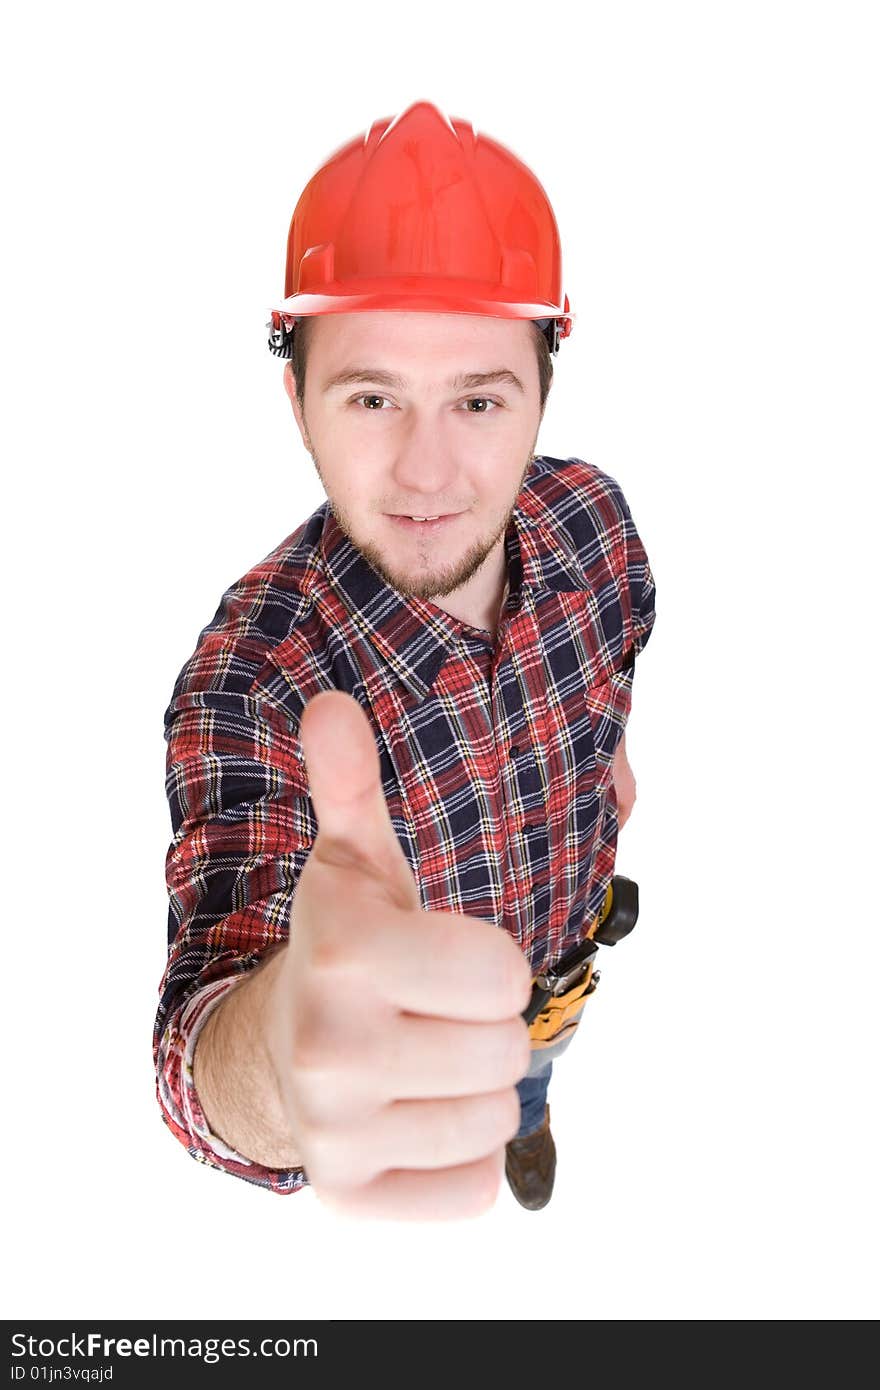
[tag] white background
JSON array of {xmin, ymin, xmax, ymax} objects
[{"xmin": 3, "ymin": 0, "xmax": 878, "ymax": 1321}]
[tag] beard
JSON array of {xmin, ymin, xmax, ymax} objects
[{"xmin": 311, "ymin": 446, "xmax": 536, "ymax": 602}]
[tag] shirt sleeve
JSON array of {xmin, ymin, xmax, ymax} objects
[
  {"xmin": 607, "ymin": 477, "xmax": 657, "ymax": 656},
  {"xmin": 631, "ymin": 554, "xmax": 656, "ymax": 655},
  {"xmin": 154, "ymin": 685, "xmax": 317, "ymax": 1195}
]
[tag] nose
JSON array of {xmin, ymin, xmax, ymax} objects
[{"xmin": 390, "ymin": 409, "xmax": 460, "ymax": 500}]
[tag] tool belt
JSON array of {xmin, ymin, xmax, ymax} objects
[{"xmin": 522, "ymin": 875, "xmax": 639, "ymax": 1050}]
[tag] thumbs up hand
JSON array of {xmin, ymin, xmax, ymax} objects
[{"xmin": 262, "ymin": 690, "xmax": 533, "ymax": 1220}]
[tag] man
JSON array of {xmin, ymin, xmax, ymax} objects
[{"xmin": 154, "ymin": 100, "xmax": 656, "ymax": 1218}]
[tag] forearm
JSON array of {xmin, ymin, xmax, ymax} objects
[{"xmin": 192, "ymin": 944, "xmax": 304, "ymax": 1170}]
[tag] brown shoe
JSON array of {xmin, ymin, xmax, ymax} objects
[{"xmin": 505, "ymin": 1103, "xmax": 556, "ymax": 1210}]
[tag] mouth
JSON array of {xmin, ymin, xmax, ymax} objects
[{"xmin": 387, "ymin": 513, "xmax": 463, "ymax": 534}]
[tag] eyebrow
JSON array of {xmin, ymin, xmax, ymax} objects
[{"xmin": 321, "ymin": 367, "xmax": 526, "ymax": 395}]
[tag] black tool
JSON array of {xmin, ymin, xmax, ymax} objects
[{"xmin": 521, "ymin": 875, "xmax": 640, "ymax": 1025}]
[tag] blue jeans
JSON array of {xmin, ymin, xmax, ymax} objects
[{"xmin": 515, "ymin": 1059, "xmax": 553, "ymax": 1137}]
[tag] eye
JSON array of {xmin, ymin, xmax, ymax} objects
[
  {"xmin": 353, "ymin": 394, "xmax": 392, "ymax": 410},
  {"xmin": 462, "ymin": 397, "xmax": 500, "ymax": 413}
]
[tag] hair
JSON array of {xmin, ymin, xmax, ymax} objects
[{"xmin": 290, "ymin": 316, "xmax": 554, "ymax": 418}]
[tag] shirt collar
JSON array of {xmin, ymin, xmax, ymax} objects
[{"xmin": 314, "ymin": 465, "xmax": 587, "ymax": 702}]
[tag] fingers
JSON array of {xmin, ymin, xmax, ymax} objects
[
  {"xmin": 346, "ymin": 1090, "xmax": 522, "ymax": 1181},
  {"xmin": 285, "ymin": 1008, "xmax": 531, "ymax": 1126},
  {"xmin": 374, "ymin": 1012, "xmax": 531, "ymax": 1100},
  {"xmin": 341, "ymin": 911, "xmax": 531, "ymax": 1023},
  {"xmin": 302, "ymin": 1090, "xmax": 521, "ymax": 1189},
  {"xmin": 312, "ymin": 1147, "xmax": 508, "ymax": 1222}
]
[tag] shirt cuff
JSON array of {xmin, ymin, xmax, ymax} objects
[{"xmin": 156, "ymin": 975, "xmax": 310, "ymax": 1195}]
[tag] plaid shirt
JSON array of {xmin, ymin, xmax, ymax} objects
[{"xmin": 155, "ymin": 454, "xmax": 657, "ymax": 1194}]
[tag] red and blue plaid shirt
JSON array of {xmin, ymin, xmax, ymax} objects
[{"xmin": 155, "ymin": 454, "xmax": 657, "ymax": 1194}]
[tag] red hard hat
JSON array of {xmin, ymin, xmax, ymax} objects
[{"xmin": 268, "ymin": 100, "xmax": 574, "ymax": 357}]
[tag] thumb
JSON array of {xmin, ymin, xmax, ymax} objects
[{"xmin": 299, "ymin": 689, "xmax": 420, "ymax": 909}]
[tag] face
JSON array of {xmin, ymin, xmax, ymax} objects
[{"xmin": 283, "ymin": 311, "xmax": 543, "ymax": 604}]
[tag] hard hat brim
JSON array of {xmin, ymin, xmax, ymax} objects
[{"xmin": 273, "ymin": 283, "xmax": 572, "ymax": 326}]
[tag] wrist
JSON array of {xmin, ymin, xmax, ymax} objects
[{"xmin": 192, "ymin": 947, "xmax": 303, "ymax": 1168}]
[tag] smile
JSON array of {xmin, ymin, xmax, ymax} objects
[{"xmin": 387, "ymin": 514, "xmax": 462, "ymax": 534}]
